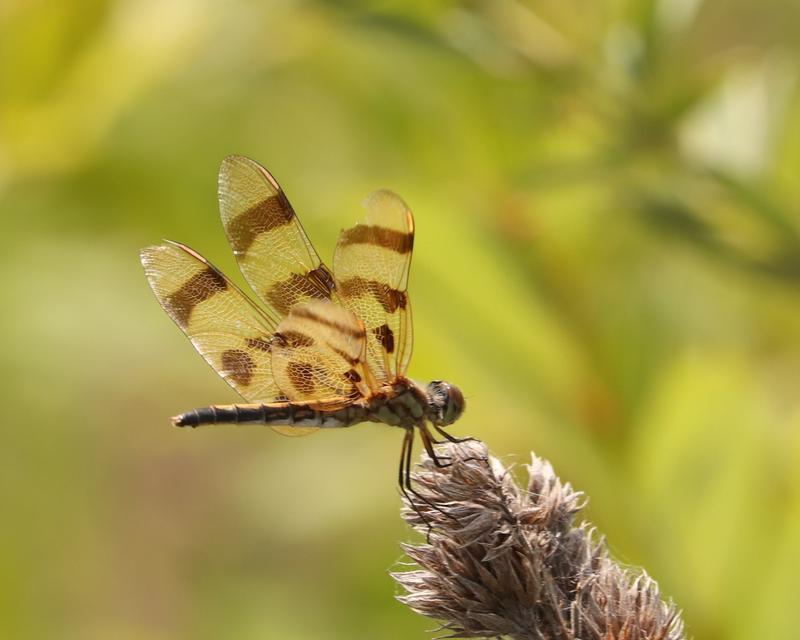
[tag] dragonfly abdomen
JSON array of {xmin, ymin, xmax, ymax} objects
[{"xmin": 172, "ymin": 402, "xmax": 365, "ymax": 429}]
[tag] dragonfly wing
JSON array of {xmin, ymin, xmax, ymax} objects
[
  {"xmin": 332, "ymin": 189, "xmax": 414, "ymax": 383},
  {"xmin": 271, "ymin": 300, "xmax": 373, "ymax": 404},
  {"xmin": 218, "ymin": 155, "xmax": 337, "ymax": 326},
  {"xmin": 141, "ymin": 241, "xmax": 282, "ymax": 405}
]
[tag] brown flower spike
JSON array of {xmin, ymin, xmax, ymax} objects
[{"xmin": 393, "ymin": 441, "xmax": 685, "ymax": 640}]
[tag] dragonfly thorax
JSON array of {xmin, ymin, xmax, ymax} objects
[{"xmin": 367, "ymin": 378, "xmax": 464, "ymax": 429}]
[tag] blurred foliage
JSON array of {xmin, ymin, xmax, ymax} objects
[{"xmin": 2, "ymin": 1, "xmax": 800, "ymax": 638}]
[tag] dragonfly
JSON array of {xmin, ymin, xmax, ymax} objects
[{"xmin": 140, "ymin": 155, "xmax": 469, "ymax": 502}]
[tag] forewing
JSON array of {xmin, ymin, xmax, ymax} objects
[
  {"xmin": 140, "ymin": 241, "xmax": 282, "ymax": 404},
  {"xmin": 332, "ymin": 189, "xmax": 414, "ymax": 382},
  {"xmin": 218, "ymin": 155, "xmax": 336, "ymax": 325},
  {"xmin": 271, "ymin": 300, "xmax": 371, "ymax": 402}
]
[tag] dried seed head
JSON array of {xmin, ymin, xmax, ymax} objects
[{"xmin": 392, "ymin": 441, "xmax": 685, "ymax": 640}]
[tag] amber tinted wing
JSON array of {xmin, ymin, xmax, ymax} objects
[
  {"xmin": 332, "ymin": 190, "xmax": 414, "ymax": 383},
  {"xmin": 141, "ymin": 241, "xmax": 282, "ymax": 402},
  {"xmin": 271, "ymin": 300, "xmax": 373, "ymax": 402},
  {"xmin": 218, "ymin": 155, "xmax": 336, "ymax": 326},
  {"xmin": 142, "ymin": 241, "xmax": 321, "ymax": 436}
]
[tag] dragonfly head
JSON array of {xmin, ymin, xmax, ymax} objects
[{"xmin": 425, "ymin": 380, "xmax": 465, "ymax": 426}]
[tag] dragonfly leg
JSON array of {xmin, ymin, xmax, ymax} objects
[
  {"xmin": 431, "ymin": 424, "xmax": 479, "ymax": 445},
  {"xmin": 430, "ymin": 425, "xmax": 488, "ymax": 464},
  {"xmin": 398, "ymin": 428, "xmax": 455, "ymax": 540},
  {"xmin": 419, "ymin": 423, "xmax": 454, "ymax": 468},
  {"xmin": 398, "ymin": 428, "xmax": 435, "ymax": 540},
  {"xmin": 397, "ymin": 426, "xmax": 410, "ymax": 487},
  {"xmin": 427, "ymin": 430, "xmax": 449, "ymax": 445}
]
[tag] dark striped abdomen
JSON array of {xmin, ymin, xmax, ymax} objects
[{"xmin": 171, "ymin": 402, "xmax": 364, "ymax": 429}]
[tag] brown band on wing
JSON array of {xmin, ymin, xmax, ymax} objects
[
  {"xmin": 246, "ymin": 336, "xmax": 273, "ymax": 352},
  {"xmin": 339, "ymin": 225, "xmax": 413, "ymax": 253},
  {"xmin": 344, "ymin": 369, "xmax": 362, "ymax": 383},
  {"xmin": 221, "ymin": 349, "xmax": 255, "ymax": 386},
  {"xmin": 286, "ymin": 361, "xmax": 315, "ymax": 395},
  {"xmin": 227, "ymin": 193, "xmax": 294, "ymax": 255},
  {"xmin": 373, "ymin": 324, "xmax": 395, "ymax": 354},
  {"xmin": 266, "ymin": 267, "xmax": 335, "ymax": 316},
  {"xmin": 338, "ymin": 276, "xmax": 408, "ymax": 313},
  {"xmin": 273, "ymin": 330, "xmax": 315, "ymax": 348},
  {"xmin": 329, "ymin": 345, "xmax": 359, "ymax": 366},
  {"xmin": 166, "ymin": 267, "xmax": 228, "ymax": 328},
  {"xmin": 290, "ymin": 305, "xmax": 366, "ymax": 339}
]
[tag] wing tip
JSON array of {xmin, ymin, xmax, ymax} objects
[
  {"xmin": 362, "ymin": 189, "xmax": 412, "ymax": 219},
  {"xmin": 221, "ymin": 153, "xmax": 252, "ymax": 164},
  {"xmin": 359, "ymin": 190, "xmax": 415, "ymax": 237},
  {"xmin": 219, "ymin": 155, "xmax": 281, "ymax": 192},
  {"xmin": 139, "ymin": 245, "xmax": 154, "ymax": 263},
  {"xmin": 139, "ymin": 239, "xmax": 187, "ymax": 259},
  {"xmin": 139, "ymin": 243, "xmax": 167, "ymax": 268}
]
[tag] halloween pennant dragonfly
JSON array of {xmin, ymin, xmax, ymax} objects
[{"xmin": 141, "ymin": 156, "xmax": 468, "ymax": 496}]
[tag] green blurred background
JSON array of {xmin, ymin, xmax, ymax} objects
[{"xmin": 2, "ymin": 1, "xmax": 800, "ymax": 638}]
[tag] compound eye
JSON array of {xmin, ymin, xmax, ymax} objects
[
  {"xmin": 426, "ymin": 380, "xmax": 464, "ymax": 425},
  {"xmin": 427, "ymin": 380, "xmax": 445, "ymax": 399},
  {"xmin": 443, "ymin": 384, "xmax": 464, "ymax": 424}
]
